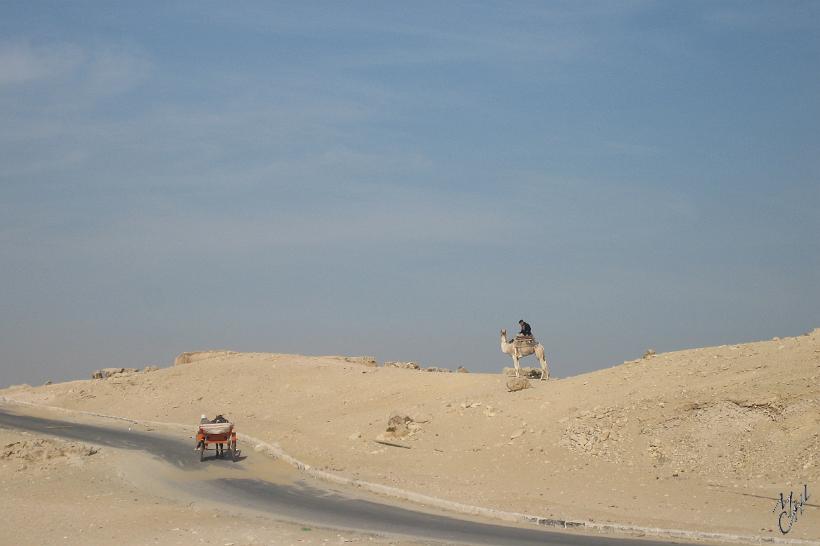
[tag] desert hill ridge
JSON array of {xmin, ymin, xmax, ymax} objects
[{"xmin": 2, "ymin": 328, "xmax": 819, "ymax": 540}]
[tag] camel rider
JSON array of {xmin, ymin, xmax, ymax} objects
[{"xmin": 518, "ymin": 319, "xmax": 532, "ymax": 337}]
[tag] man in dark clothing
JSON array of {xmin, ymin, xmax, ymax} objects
[{"xmin": 518, "ymin": 319, "xmax": 532, "ymax": 337}]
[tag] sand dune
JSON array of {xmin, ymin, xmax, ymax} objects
[{"xmin": 2, "ymin": 329, "xmax": 819, "ymax": 541}]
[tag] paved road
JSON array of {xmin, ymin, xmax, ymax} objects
[{"xmin": 0, "ymin": 408, "xmax": 694, "ymax": 546}]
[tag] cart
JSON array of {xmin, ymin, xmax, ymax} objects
[{"xmin": 196, "ymin": 422, "xmax": 238, "ymax": 462}]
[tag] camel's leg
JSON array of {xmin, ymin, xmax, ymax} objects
[
  {"xmin": 536, "ymin": 345, "xmax": 549, "ymax": 381},
  {"xmin": 512, "ymin": 354, "xmax": 521, "ymax": 378}
]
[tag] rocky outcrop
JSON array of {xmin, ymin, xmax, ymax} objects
[
  {"xmin": 91, "ymin": 368, "xmax": 138, "ymax": 380},
  {"xmin": 342, "ymin": 356, "xmax": 378, "ymax": 367},
  {"xmin": 383, "ymin": 361, "xmax": 420, "ymax": 370}
]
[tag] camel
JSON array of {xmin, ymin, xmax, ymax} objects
[{"xmin": 500, "ymin": 329, "xmax": 550, "ymax": 381}]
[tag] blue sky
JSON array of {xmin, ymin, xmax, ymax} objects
[{"xmin": 1, "ymin": 1, "xmax": 818, "ymax": 386}]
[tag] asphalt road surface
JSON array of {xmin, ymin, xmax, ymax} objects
[{"xmin": 0, "ymin": 407, "xmax": 696, "ymax": 546}]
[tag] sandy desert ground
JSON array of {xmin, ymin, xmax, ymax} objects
[{"xmin": 2, "ymin": 328, "xmax": 819, "ymax": 544}]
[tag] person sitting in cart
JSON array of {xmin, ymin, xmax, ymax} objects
[
  {"xmin": 195, "ymin": 415, "xmax": 208, "ymax": 450},
  {"xmin": 195, "ymin": 415, "xmax": 229, "ymax": 448}
]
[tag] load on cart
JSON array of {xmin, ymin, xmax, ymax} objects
[{"xmin": 196, "ymin": 414, "xmax": 238, "ymax": 462}]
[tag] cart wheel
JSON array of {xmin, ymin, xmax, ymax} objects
[{"xmin": 199, "ymin": 443, "xmax": 206, "ymax": 462}]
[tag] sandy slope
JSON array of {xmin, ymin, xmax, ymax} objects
[{"xmin": 3, "ymin": 329, "xmax": 819, "ymax": 542}]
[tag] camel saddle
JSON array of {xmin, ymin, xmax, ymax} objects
[{"xmin": 513, "ymin": 335, "xmax": 537, "ymax": 348}]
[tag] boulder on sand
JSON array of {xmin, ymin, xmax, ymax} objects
[
  {"xmin": 506, "ymin": 377, "xmax": 531, "ymax": 392},
  {"xmin": 384, "ymin": 413, "xmax": 416, "ymax": 438}
]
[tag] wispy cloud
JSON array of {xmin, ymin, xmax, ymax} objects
[
  {"xmin": 0, "ymin": 42, "xmax": 83, "ymax": 85},
  {"xmin": 0, "ymin": 41, "xmax": 151, "ymax": 101}
]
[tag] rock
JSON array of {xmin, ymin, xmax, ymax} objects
[
  {"xmin": 506, "ymin": 377, "xmax": 531, "ymax": 392},
  {"xmin": 91, "ymin": 368, "xmax": 139, "ymax": 380},
  {"xmin": 143, "ymin": 365, "xmax": 160, "ymax": 373},
  {"xmin": 383, "ymin": 361, "xmax": 420, "ymax": 370},
  {"xmin": 510, "ymin": 428, "xmax": 526, "ymax": 440},
  {"xmin": 642, "ymin": 349, "xmax": 656, "ymax": 359},
  {"xmin": 348, "ymin": 432, "xmax": 363, "ymax": 441},
  {"xmin": 424, "ymin": 367, "xmax": 451, "ymax": 373},
  {"xmin": 385, "ymin": 413, "xmax": 414, "ymax": 438},
  {"xmin": 457, "ymin": 366, "xmax": 469, "ymax": 373}
]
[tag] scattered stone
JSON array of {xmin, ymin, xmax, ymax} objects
[
  {"xmin": 343, "ymin": 356, "xmax": 377, "ymax": 367},
  {"xmin": 91, "ymin": 368, "xmax": 139, "ymax": 380},
  {"xmin": 383, "ymin": 361, "xmax": 420, "ymax": 370},
  {"xmin": 643, "ymin": 349, "xmax": 656, "ymax": 359},
  {"xmin": 503, "ymin": 367, "xmax": 544, "ymax": 379},
  {"xmin": 143, "ymin": 365, "xmax": 160, "ymax": 373},
  {"xmin": 424, "ymin": 367, "xmax": 451, "ymax": 373},
  {"xmin": 506, "ymin": 377, "xmax": 531, "ymax": 392},
  {"xmin": 457, "ymin": 366, "xmax": 469, "ymax": 373},
  {"xmin": 510, "ymin": 428, "xmax": 526, "ymax": 440}
]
